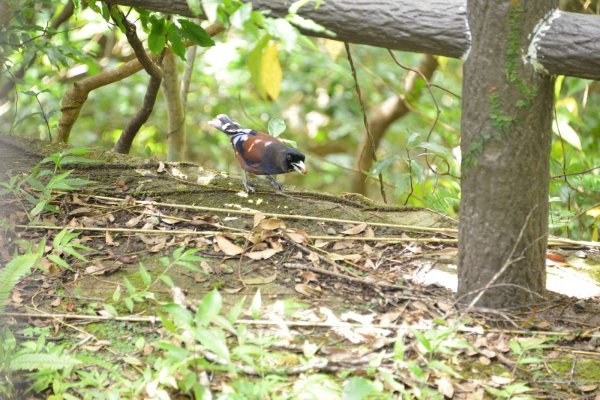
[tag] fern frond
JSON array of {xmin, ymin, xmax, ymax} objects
[
  {"xmin": 0, "ymin": 253, "xmax": 39, "ymax": 312},
  {"xmin": 9, "ymin": 353, "xmax": 81, "ymax": 371}
]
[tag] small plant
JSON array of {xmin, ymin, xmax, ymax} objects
[
  {"xmin": 0, "ymin": 327, "xmax": 80, "ymax": 398},
  {"xmin": 0, "ymin": 148, "xmax": 95, "ymax": 220},
  {"xmin": 112, "ymin": 246, "xmax": 205, "ymax": 314}
]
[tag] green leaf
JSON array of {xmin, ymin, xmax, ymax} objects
[
  {"xmin": 138, "ymin": 264, "xmax": 152, "ymax": 286},
  {"xmin": 249, "ymin": 289, "xmax": 262, "ymax": 319},
  {"xmin": 268, "ymin": 117, "xmax": 286, "ymax": 137},
  {"xmin": 201, "ymin": 0, "xmax": 219, "ymax": 22},
  {"xmin": 416, "ymin": 142, "xmax": 453, "ymax": 158},
  {"xmin": 186, "ymin": 0, "xmax": 202, "ymax": 15},
  {"xmin": 178, "ymin": 19, "xmax": 215, "ymax": 47},
  {"xmin": 230, "ymin": 2, "xmax": 252, "ymax": 30},
  {"xmin": 342, "ymin": 377, "xmax": 380, "ymax": 400},
  {"xmin": 168, "ymin": 26, "xmax": 186, "ymax": 60},
  {"xmin": 196, "ymin": 289, "xmax": 222, "ymax": 326},
  {"xmin": 0, "ymin": 253, "xmax": 39, "ymax": 312},
  {"xmin": 47, "ymin": 254, "xmax": 72, "ymax": 270},
  {"xmin": 368, "ymin": 155, "xmax": 402, "ymax": 177},
  {"xmin": 148, "ymin": 17, "xmax": 167, "ymax": 54},
  {"xmin": 195, "ymin": 328, "xmax": 230, "ymax": 361},
  {"xmin": 227, "ymin": 297, "xmax": 246, "ymax": 324},
  {"xmin": 112, "ymin": 285, "xmax": 121, "ymax": 302},
  {"xmin": 158, "ymin": 274, "xmax": 175, "ymax": 288},
  {"xmin": 164, "ymin": 303, "xmax": 193, "ymax": 325}
]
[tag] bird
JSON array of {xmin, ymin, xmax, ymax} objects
[{"xmin": 208, "ymin": 114, "xmax": 307, "ymax": 193}]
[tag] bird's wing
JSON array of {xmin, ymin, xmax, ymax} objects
[{"xmin": 234, "ymin": 131, "xmax": 286, "ymax": 167}]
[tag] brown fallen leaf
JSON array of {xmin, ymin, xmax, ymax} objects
[
  {"xmin": 245, "ymin": 248, "xmax": 279, "ymax": 260},
  {"xmin": 284, "ymin": 228, "xmax": 310, "ymax": 244},
  {"xmin": 300, "ymin": 271, "xmax": 319, "ymax": 283},
  {"xmin": 68, "ymin": 207, "xmax": 95, "ymax": 216},
  {"xmin": 216, "ymin": 235, "xmax": 243, "ymax": 256},
  {"xmin": 327, "ymin": 253, "xmax": 362, "ymax": 262},
  {"xmin": 105, "ymin": 230, "xmax": 116, "ymax": 246},
  {"xmin": 435, "ymin": 377, "xmax": 454, "ymax": 398},
  {"xmin": 242, "ymin": 273, "xmax": 278, "ymax": 285},
  {"xmin": 341, "ymin": 222, "xmax": 368, "ymax": 235},
  {"xmin": 125, "ymin": 214, "xmax": 143, "ymax": 228},
  {"xmin": 253, "ymin": 212, "xmax": 266, "ymax": 228},
  {"xmin": 157, "ymin": 161, "xmax": 166, "ymax": 173},
  {"xmin": 259, "ymin": 218, "xmax": 286, "ymax": 231},
  {"xmin": 294, "ymin": 283, "xmax": 319, "ymax": 297}
]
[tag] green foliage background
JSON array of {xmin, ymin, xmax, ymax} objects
[{"xmin": 1, "ymin": 0, "xmax": 598, "ymax": 240}]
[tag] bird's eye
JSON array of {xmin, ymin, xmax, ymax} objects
[{"xmin": 286, "ymin": 154, "xmax": 292, "ymax": 161}]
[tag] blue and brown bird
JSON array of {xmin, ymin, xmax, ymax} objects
[{"xmin": 208, "ymin": 114, "xmax": 307, "ymax": 193}]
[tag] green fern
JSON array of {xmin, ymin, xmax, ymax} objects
[
  {"xmin": 9, "ymin": 353, "xmax": 81, "ymax": 371},
  {"xmin": 0, "ymin": 253, "xmax": 40, "ymax": 312}
]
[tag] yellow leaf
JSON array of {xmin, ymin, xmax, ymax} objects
[
  {"xmin": 585, "ymin": 206, "xmax": 600, "ymax": 219},
  {"xmin": 261, "ymin": 43, "xmax": 282, "ymax": 100}
]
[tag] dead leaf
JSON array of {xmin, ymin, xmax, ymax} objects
[
  {"xmin": 216, "ymin": 236, "xmax": 243, "ymax": 256},
  {"xmin": 327, "ymin": 253, "xmax": 362, "ymax": 262},
  {"xmin": 478, "ymin": 355, "xmax": 491, "ymax": 365},
  {"xmin": 190, "ymin": 214, "xmax": 220, "ymax": 226},
  {"xmin": 170, "ymin": 167, "xmax": 187, "ymax": 179},
  {"xmin": 259, "ymin": 218, "xmax": 286, "ymax": 231},
  {"xmin": 245, "ymin": 248, "xmax": 279, "ymax": 260},
  {"xmin": 161, "ymin": 216, "xmax": 181, "ymax": 225},
  {"xmin": 490, "ymin": 375, "xmax": 513, "ymax": 385},
  {"xmin": 50, "ymin": 297, "xmax": 61, "ymax": 307},
  {"xmin": 157, "ymin": 161, "xmax": 166, "ymax": 173},
  {"xmin": 578, "ymin": 385, "xmax": 598, "ymax": 393},
  {"xmin": 294, "ymin": 283, "xmax": 319, "ymax": 297},
  {"xmin": 125, "ymin": 214, "xmax": 143, "ymax": 228},
  {"xmin": 242, "ymin": 273, "xmax": 278, "ymax": 285},
  {"xmin": 105, "ymin": 230, "xmax": 116, "ymax": 246},
  {"xmin": 300, "ymin": 271, "xmax": 319, "ymax": 283},
  {"xmin": 314, "ymin": 240, "xmax": 329, "ymax": 248},
  {"xmin": 307, "ymin": 252, "xmax": 320, "ymax": 264},
  {"xmin": 284, "ymin": 228, "xmax": 310, "ymax": 244},
  {"xmin": 364, "ymin": 227, "xmax": 375, "ymax": 238},
  {"xmin": 435, "ymin": 377, "xmax": 454, "ymax": 398},
  {"xmin": 253, "ymin": 212, "xmax": 266, "ymax": 228},
  {"xmin": 341, "ymin": 222, "xmax": 368, "ymax": 235},
  {"xmin": 68, "ymin": 207, "xmax": 95, "ymax": 216}
]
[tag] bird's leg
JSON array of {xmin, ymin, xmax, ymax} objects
[
  {"xmin": 267, "ymin": 175, "xmax": 284, "ymax": 191},
  {"xmin": 242, "ymin": 170, "xmax": 256, "ymax": 193}
]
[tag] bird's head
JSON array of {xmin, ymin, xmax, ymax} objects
[{"xmin": 285, "ymin": 148, "xmax": 307, "ymax": 175}]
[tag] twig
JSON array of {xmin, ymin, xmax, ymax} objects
[
  {"xmin": 283, "ymin": 262, "xmax": 407, "ymax": 292},
  {"xmin": 345, "ymin": 42, "xmax": 387, "ymax": 203},
  {"xmin": 78, "ymin": 193, "xmax": 459, "ymax": 235}
]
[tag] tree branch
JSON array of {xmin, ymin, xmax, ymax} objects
[
  {"xmin": 351, "ymin": 54, "xmax": 439, "ymax": 195},
  {"xmin": 53, "ymin": 23, "xmax": 224, "ymax": 143}
]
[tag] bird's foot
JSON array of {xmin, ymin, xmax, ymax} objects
[
  {"xmin": 242, "ymin": 171, "xmax": 256, "ymax": 193},
  {"xmin": 244, "ymin": 181, "xmax": 256, "ymax": 193},
  {"xmin": 267, "ymin": 175, "xmax": 284, "ymax": 191}
]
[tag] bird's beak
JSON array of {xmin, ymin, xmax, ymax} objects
[
  {"xmin": 207, "ymin": 118, "xmax": 221, "ymax": 129},
  {"xmin": 291, "ymin": 160, "xmax": 307, "ymax": 174}
]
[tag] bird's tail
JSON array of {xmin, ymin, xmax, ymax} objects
[{"xmin": 207, "ymin": 114, "xmax": 245, "ymax": 136}]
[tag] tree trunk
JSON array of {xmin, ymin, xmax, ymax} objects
[
  {"xmin": 458, "ymin": 0, "xmax": 555, "ymax": 308},
  {"xmin": 161, "ymin": 50, "xmax": 186, "ymax": 162}
]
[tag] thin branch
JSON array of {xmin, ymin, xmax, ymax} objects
[
  {"xmin": 345, "ymin": 42, "xmax": 387, "ymax": 203},
  {"xmin": 53, "ymin": 23, "xmax": 224, "ymax": 143}
]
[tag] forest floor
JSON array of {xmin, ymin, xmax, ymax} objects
[{"xmin": 1, "ymin": 135, "xmax": 600, "ymax": 399}]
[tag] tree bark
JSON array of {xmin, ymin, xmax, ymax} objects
[
  {"xmin": 110, "ymin": 0, "xmax": 600, "ymax": 80},
  {"xmin": 351, "ymin": 54, "xmax": 438, "ymax": 195},
  {"xmin": 458, "ymin": 0, "xmax": 555, "ymax": 308},
  {"xmin": 161, "ymin": 50, "xmax": 186, "ymax": 162}
]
